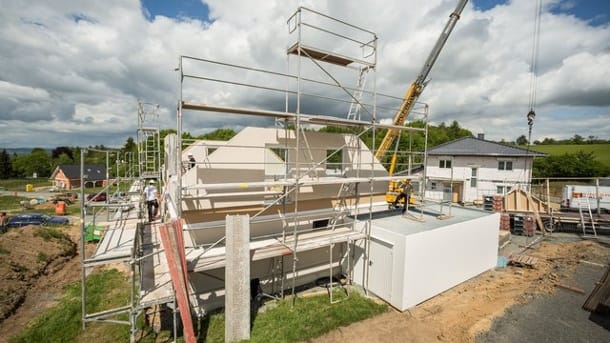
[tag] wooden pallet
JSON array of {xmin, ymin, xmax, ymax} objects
[{"xmin": 509, "ymin": 254, "xmax": 540, "ymax": 268}]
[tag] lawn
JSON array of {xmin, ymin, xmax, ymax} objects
[
  {"xmin": 0, "ymin": 178, "xmax": 51, "ymax": 191},
  {"xmin": 10, "ymin": 269, "xmax": 388, "ymax": 343},
  {"xmin": 531, "ymin": 144, "xmax": 610, "ymax": 168}
]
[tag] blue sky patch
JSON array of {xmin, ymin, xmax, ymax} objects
[
  {"xmin": 472, "ymin": 0, "xmax": 609, "ymax": 26},
  {"xmin": 141, "ymin": 0, "xmax": 211, "ymax": 22}
]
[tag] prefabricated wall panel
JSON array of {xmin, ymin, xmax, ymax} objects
[
  {"xmin": 189, "ymin": 245, "xmax": 346, "ymax": 312},
  {"xmin": 353, "ymin": 211, "xmax": 500, "ymax": 311}
]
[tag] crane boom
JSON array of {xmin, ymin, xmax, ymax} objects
[{"xmin": 375, "ymin": 0, "xmax": 468, "ymax": 161}]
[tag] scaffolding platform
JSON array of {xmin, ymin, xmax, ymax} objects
[
  {"xmin": 287, "ymin": 43, "xmax": 358, "ymax": 66},
  {"xmin": 85, "ymin": 216, "xmax": 140, "ymax": 265},
  {"xmin": 186, "ymin": 225, "xmax": 365, "ymax": 273},
  {"xmin": 140, "ymin": 222, "xmax": 175, "ymax": 307}
]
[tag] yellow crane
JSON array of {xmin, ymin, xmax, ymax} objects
[{"xmin": 377, "ymin": 0, "xmax": 469, "ymax": 207}]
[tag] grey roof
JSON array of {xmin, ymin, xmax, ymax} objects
[
  {"xmin": 53, "ymin": 164, "xmax": 106, "ymax": 181},
  {"xmin": 428, "ymin": 137, "xmax": 547, "ymax": 157}
]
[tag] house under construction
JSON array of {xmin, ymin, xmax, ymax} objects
[{"xmin": 79, "ymin": 6, "xmax": 499, "ymax": 342}]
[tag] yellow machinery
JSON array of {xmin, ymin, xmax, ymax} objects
[{"xmin": 376, "ymin": 0, "xmax": 469, "ymax": 207}]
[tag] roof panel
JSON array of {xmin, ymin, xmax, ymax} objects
[{"xmin": 427, "ymin": 137, "xmax": 547, "ymax": 157}]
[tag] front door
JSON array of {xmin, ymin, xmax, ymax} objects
[{"xmin": 367, "ymin": 237, "xmax": 393, "ymax": 301}]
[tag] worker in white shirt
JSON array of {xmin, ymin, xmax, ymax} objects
[{"xmin": 143, "ymin": 179, "xmax": 159, "ymax": 222}]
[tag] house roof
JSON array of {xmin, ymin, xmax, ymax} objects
[
  {"xmin": 427, "ymin": 137, "xmax": 547, "ymax": 157},
  {"xmin": 51, "ymin": 164, "xmax": 107, "ymax": 181}
]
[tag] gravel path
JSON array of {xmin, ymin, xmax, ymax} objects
[{"xmin": 478, "ymin": 240, "xmax": 610, "ymax": 343}]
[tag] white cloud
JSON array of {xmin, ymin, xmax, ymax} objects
[{"xmin": 0, "ymin": 0, "xmax": 608, "ymax": 148}]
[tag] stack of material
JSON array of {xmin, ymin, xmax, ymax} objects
[
  {"xmin": 583, "ymin": 266, "xmax": 610, "ymax": 314},
  {"xmin": 492, "ymin": 195, "xmax": 503, "ymax": 212},
  {"xmin": 500, "ymin": 213, "xmax": 510, "ymax": 231},
  {"xmin": 509, "ymin": 254, "xmax": 539, "ymax": 268}
]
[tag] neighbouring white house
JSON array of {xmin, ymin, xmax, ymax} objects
[{"xmin": 425, "ymin": 135, "xmax": 547, "ymax": 204}]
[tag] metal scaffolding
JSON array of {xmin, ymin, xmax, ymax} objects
[{"xmin": 169, "ymin": 6, "xmax": 431, "ymax": 320}]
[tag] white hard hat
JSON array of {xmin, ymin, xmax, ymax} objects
[
  {"xmin": 188, "ymin": 153, "xmax": 193, "ymax": 156},
  {"xmin": 149, "ymin": 180, "xmax": 155, "ymax": 184}
]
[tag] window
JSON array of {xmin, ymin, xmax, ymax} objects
[
  {"xmin": 326, "ymin": 149, "xmax": 343, "ymax": 175},
  {"xmin": 470, "ymin": 167, "xmax": 478, "ymax": 188},
  {"xmin": 496, "ymin": 186, "xmax": 512, "ymax": 194},
  {"xmin": 439, "ymin": 159, "xmax": 452, "ymax": 169},
  {"xmin": 270, "ymin": 147, "xmax": 286, "ymax": 161},
  {"xmin": 498, "ymin": 160, "xmax": 513, "ymax": 170}
]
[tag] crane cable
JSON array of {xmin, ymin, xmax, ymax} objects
[
  {"xmin": 527, "ymin": 0, "xmax": 543, "ymax": 136},
  {"xmin": 525, "ymin": 0, "xmax": 543, "ymax": 197}
]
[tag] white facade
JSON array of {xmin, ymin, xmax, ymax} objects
[{"xmin": 425, "ymin": 154, "xmax": 534, "ymax": 203}]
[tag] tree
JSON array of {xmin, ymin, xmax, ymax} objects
[
  {"xmin": 516, "ymin": 135, "xmax": 528, "ymax": 145},
  {"xmin": 121, "ymin": 137, "xmax": 137, "ymax": 154},
  {"xmin": 0, "ymin": 149, "xmax": 12, "ymax": 179},
  {"xmin": 53, "ymin": 152, "xmax": 74, "ymax": 169},
  {"xmin": 570, "ymin": 134, "xmax": 584, "ymax": 144},
  {"xmin": 199, "ymin": 128, "xmax": 237, "ymax": 141},
  {"xmin": 533, "ymin": 151, "xmax": 608, "ymax": 177},
  {"xmin": 12, "ymin": 148, "xmax": 52, "ymax": 177},
  {"xmin": 51, "ymin": 146, "xmax": 74, "ymax": 160}
]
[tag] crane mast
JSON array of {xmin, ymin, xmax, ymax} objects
[{"xmin": 374, "ymin": 0, "xmax": 469, "ymax": 161}]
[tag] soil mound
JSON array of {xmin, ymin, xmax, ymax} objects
[{"xmin": 0, "ymin": 225, "xmax": 76, "ymax": 322}]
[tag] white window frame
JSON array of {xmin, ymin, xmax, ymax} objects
[
  {"xmin": 439, "ymin": 159, "xmax": 452, "ymax": 169},
  {"xmin": 470, "ymin": 167, "xmax": 478, "ymax": 188},
  {"xmin": 498, "ymin": 160, "xmax": 513, "ymax": 171}
]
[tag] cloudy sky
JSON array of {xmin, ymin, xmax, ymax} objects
[{"xmin": 0, "ymin": 0, "xmax": 609, "ymax": 149}]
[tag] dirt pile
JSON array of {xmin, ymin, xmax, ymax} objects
[
  {"xmin": 312, "ymin": 239, "xmax": 610, "ymax": 343},
  {"xmin": 0, "ymin": 226, "xmax": 77, "ymax": 323}
]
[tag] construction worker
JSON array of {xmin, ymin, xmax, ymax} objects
[
  {"xmin": 0, "ymin": 212, "xmax": 7, "ymax": 233},
  {"xmin": 188, "ymin": 153, "xmax": 196, "ymax": 169},
  {"xmin": 393, "ymin": 180, "xmax": 413, "ymax": 215},
  {"xmin": 143, "ymin": 180, "xmax": 159, "ymax": 222}
]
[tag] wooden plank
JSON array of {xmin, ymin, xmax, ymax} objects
[
  {"xmin": 583, "ymin": 267, "xmax": 610, "ymax": 312},
  {"xmin": 554, "ymin": 282, "xmax": 585, "ymax": 295},
  {"xmin": 287, "ymin": 43, "xmax": 355, "ymax": 66},
  {"xmin": 159, "ymin": 223, "xmax": 196, "ymax": 343}
]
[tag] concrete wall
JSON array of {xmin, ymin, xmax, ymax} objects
[{"xmin": 189, "ymin": 244, "xmax": 346, "ymax": 312}]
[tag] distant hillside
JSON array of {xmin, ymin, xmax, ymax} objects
[
  {"xmin": 530, "ymin": 144, "xmax": 610, "ymax": 169},
  {"xmin": 2, "ymin": 148, "xmax": 41, "ymax": 156}
]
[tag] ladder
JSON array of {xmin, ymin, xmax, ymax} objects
[
  {"xmin": 137, "ymin": 101, "xmax": 161, "ymax": 180},
  {"xmin": 577, "ymin": 197, "xmax": 597, "ymax": 237},
  {"xmin": 328, "ymin": 182, "xmax": 353, "ymax": 230},
  {"xmin": 346, "ymin": 66, "xmax": 369, "ymax": 121}
]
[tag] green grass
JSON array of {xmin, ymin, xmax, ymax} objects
[
  {"xmin": 0, "ymin": 178, "xmax": 51, "ymax": 191},
  {"xmin": 202, "ymin": 290, "xmax": 388, "ymax": 343},
  {"xmin": 531, "ymin": 144, "xmax": 610, "ymax": 168},
  {"xmin": 10, "ymin": 275, "xmax": 386, "ymax": 343},
  {"xmin": 0, "ymin": 195, "xmax": 82, "ymax": 216},
  {"xmin": 0, "ymin": 195, "xmax": 33, "ymax": 211},
  {"xmin": 0, "ymin": 246, "xmax": 9, "ymax": 254},
  {"xmin": 10, "ymin": 269, "xmax": 132, "ymax": 343},
  {"xmin": 37, "ymin": 252, "xmax": 49, "ymax": 263},
  {"xmin": 33, "ymin": 226, "xmax": 70, "ymax": 242}
]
